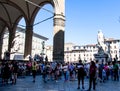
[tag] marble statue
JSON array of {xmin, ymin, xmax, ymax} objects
[{"xmin": 96, "ymin": 30, "xmax": 105, "ymax": 53}]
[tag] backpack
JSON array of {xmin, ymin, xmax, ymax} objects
[
  {"xmin": 114, "ymin": 64, "xmax": 118, "ymax": 70},
  {"xmin": 90, "ymin": 66, "xmax": 96, "ymax": 77}
]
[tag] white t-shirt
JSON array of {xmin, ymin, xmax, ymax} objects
[{"xmin": 63, "ymin": 65, "xmax": 68, "ymax": 72}]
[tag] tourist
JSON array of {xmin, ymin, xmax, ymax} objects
[
  {"xmin": 2, "ymin": 62, "xmax": 10, "ymax": 85},
  {"xmin": 87, "ymin": 61, "xmax": 97, "ymax": 91},
  {"xmin": 62, "ymin": 63, "xmax": 69, "ymax": 82},
  {"xmin": 76, "ymin": 60, "xmax": 85, "ymax": 90},
  {"xmin": 113, "ymin": 60, "xmax": 119, "ymax": 81},
  {"xmin": 12, "ymin": 61, "xmax": 19, "ymax": 84},
  {"xmin": 32, "ymin": 61, "xmax": 37, "ymax": 82}
]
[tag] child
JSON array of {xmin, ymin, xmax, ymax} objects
[{"xmin": 102, "ymin": 68, "xmax": 106, "ymax": 82}]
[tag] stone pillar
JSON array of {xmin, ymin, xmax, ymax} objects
[
  {"xmin": 8, "ymin": 30, "xmax": 15, "ymax": 53},
  {"xmin": 24, "ymin": 26, "xmax": 33, "ymax": 59},
  {"xmin": 3, "ymin": 29, "xmax": 15, "ymax": 60},
  {"xmin": 53, "ymin": 14, "xmax": 65, "ymax": 63},
  {"xmin": 0, "ymin": 33, "xmax": 4, "ymax": 59}
]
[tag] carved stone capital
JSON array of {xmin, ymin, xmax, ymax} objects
[{"xmin": 54, "ymin": 15, "xmax": 65, "ymax": 27}]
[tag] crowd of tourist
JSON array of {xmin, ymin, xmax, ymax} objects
[{"xmin": 0, "ymin": 58, "xmax": 120, "ymax": 91}]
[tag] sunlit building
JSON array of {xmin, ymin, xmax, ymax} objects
[
  {"xmin": 2, "ymin": 27, "xmax": 48, "ymax": 60},
  {"xmin": 64, "ymin": 40, "xmax": 120, "ymax": 63},
  {"xmin": 64, "ymin": 31, "xmax": 120, "ymax": 63},
  {"xmin": 47, "ymin": 32, "xmax": 120, "ymax": 63},
  {"xmin": 64, "ymin": 43, "xmax": 98, "ymax": 63}
]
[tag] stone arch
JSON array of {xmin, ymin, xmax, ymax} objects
[
  {"xmin": 9, "ymin": 16, "xmax": 25, "ymax": 51},
  {"xmin": 25, "ymin": 0, "xmax": 65, "ymax": 62},
  {"xmin": 53, "ymin": 0, "xmax": 65, "ymax": 15},
  {"xmin": 0, "ymin": 0, "xmax": 65, "ymax": 62},
  {"xmin": 4, "ymin": 15, "xmax": 26, "ymax": 55},
  {"xmin": 0, "ymin": 18, "xmax": 10, "ymax": 59}
]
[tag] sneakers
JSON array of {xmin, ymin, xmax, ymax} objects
[
  {"xmin": 82, "ymin": 86, "xmax": 85, "ymax": 89},
  {"xmin": 77, "ymin": 86, "xmax": 85, "ymax": 89},
  {"xmin": 77, "ymin": 87, "xmax": 80, "ymax": 89},
  {"xmin": 86, "ymin": 89, "xmax": 91, "ymax": 91},
  {"xmin": 56, "ymin": 80, "xmax": 58, "ymax": 82},
  {"xmin": 86, "ymin": 89, "xmax": 92, "ymax": 91}
]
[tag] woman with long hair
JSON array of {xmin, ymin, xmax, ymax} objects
[{"xmin": 87, "ymin": 61, "xmax": 97, "ymax": 91}]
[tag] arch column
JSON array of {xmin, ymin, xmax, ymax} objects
[
  {"xmin": 0, "ymin": 32, "xmax": 4, "ymax": 59},
  {"xmin": 8, "ymin": 28, "xmax": 16, "ymax": 53},
  {"xmin": 53, "ymin": 14, "xmax": 65, "ymax": 63},
  {"xmin": 24, "ymin": 26, "xmax": 33, "ymax": 59}
]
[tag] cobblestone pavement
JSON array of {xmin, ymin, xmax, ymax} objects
[{"xmin": 0, "ymin": 76, "xmax": 120, "ymax": 91}]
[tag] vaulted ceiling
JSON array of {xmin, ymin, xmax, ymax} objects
[{"xmin": 0, "ymin": 0, "xmax": 54, "ymax": 33}]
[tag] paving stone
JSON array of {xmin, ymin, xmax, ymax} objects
[{"xmin": 0, "ymin": 76, "xmax": 120, "ymax": 91}]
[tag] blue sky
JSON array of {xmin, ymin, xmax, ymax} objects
[{"xmin": 19, "ymin": 0, "xmax": 120, "ymax": 45}]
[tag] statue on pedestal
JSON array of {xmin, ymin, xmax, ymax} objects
[{"xmin": 94, "ymin": 30, "xmax": 108, "ymax": 63}]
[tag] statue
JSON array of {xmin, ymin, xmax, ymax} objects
[
  {"xmin": 97, "ymin": 30, "xmax": 105, "ymax": 54},
  {"xmin": 11, "ymin": 33, "xmax": 21, "ymax": 53},
  {"xmin": 94, "ymin": 30, "xmax": 109, "ymax": 63}
]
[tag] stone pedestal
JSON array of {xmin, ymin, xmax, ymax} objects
[{"xmin": 94, "ymin": 53, "xmax": 108, "ymax": 64}]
